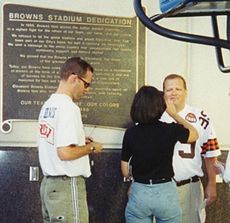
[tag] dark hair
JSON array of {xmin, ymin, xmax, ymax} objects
[
  {"xmin": 163, "ymin": 74, "xmax": 187, "ymax": 91},
  {"xmin": 130, "ymin": 86, "xmax": 166, "ymax": 124},
  {"xmin": 59, "ymin": 56, "xmax": 94, "ymax": 80}
]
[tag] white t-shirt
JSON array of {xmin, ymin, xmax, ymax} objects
[
  {"xmin": 160, "ymin": 104, "xmax": 221, "ymax": 181},
  {"xmin": 38, "ymin": 94, "xmax": 91, "ymax": 177}
]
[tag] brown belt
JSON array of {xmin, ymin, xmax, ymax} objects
[
  {"xmin": 46, "ymin": 175, "xmax": 69, "ymax": 180},
  {"xmin": 175, "ymin": 175, "xmax": 200, "ymax": 187},
  {"xmin": 46, "ymin": 175, "xmax": 84, "ymax": 180}
]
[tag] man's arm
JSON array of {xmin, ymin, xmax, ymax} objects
[
  {"xmin": 204, "ymin": 157, "xmax": 218, "ymax": 206},
  {"xmin": 57, "ymin": 141, "xmax": 102, "ymax": 160}
]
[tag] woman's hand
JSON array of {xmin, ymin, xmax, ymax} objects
[{"xmin": 165, "ymin": 97, "xmax": 177, "ymax": 117}]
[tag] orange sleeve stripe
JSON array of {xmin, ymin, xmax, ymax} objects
[{"xmin": 201, "ymin": 138, "xmax": 219, "ymax": 154}]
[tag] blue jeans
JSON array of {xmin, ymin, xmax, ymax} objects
[{"xmin": 125, "ymin": 181, "xmax": 181, "ymax": 223}]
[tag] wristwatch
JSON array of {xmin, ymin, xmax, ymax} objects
[{"xmin": 90, "ymin": 146, "xmax": 96, "ymax": 153}]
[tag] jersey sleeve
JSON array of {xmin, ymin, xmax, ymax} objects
[{"xmin": 199, "ymin": 115, "xmax": 221, "ymax": 158}]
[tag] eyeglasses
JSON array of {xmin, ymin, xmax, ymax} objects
[{"xmin": 72, "ymin": 73, "xmax": 91, "ymax": 88}]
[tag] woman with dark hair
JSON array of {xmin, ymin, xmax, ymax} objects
[{"xmin": 121, "ymin": 86, "xmax": 198, "ymax": 223}]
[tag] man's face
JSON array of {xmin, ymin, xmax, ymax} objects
[
  {"xmin": 73, "ymin": 70, "xmax": 93, "ymax": 101},
  {"xmin": 163, "ymin": 77, "xmax": 187, "ymax": 109}
]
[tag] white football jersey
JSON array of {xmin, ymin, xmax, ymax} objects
[{"xmin": 161, "ymin": 104, "xmax": 221, "ymax": 181}]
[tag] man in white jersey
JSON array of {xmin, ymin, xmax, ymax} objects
[
  {"xmin": 160, "ymin": 74, "xmax": 220, "ymax": 223},
  {"xmin": 38, "ymin": 57, "xmax": 103, "ymax": 223}
]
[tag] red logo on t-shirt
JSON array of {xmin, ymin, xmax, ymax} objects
[
  {"xmin": 185, "ymin": 113, "xmax": 197, "ymax": 123},
  {"xmin": 39, "ymin": 122, "xmax": 54, "ymax": 144}
]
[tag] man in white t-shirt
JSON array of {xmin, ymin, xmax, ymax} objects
[
  {"xmin": 38, "ymin": 57, "xmax": 103, "ymax": 223},
  {"xmin": 160, "ymin": 74, "xmax": 221, "ymax": 223}
]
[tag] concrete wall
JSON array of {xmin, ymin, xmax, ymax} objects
[{"xmin": 0, "ymin": 0, "xmax": 229, "ymax": 150}]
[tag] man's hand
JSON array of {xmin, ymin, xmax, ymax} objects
[
  {"xmin": 85, "ymin": 137, "xmax": 94, "ymax": 144},
  {"xmin": 90, "ymin": 141, "xmax": 103, "ymax": 153},
  {"xmin": 205, "ymin": 183, "xmax": 217, "ymax": 206}
]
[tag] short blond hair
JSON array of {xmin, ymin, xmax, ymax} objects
[{"xmin": 163, "ymin": 74, "xmax": 187, "ymax": 91}]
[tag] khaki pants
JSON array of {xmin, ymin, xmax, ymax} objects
[
  {"xmin": 177, "ymin": 180, "xmax": 205, "ymax": 223},
  {"xmin": 40, "ymin": 176, "xmax": 89, "ymax": 223}
]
